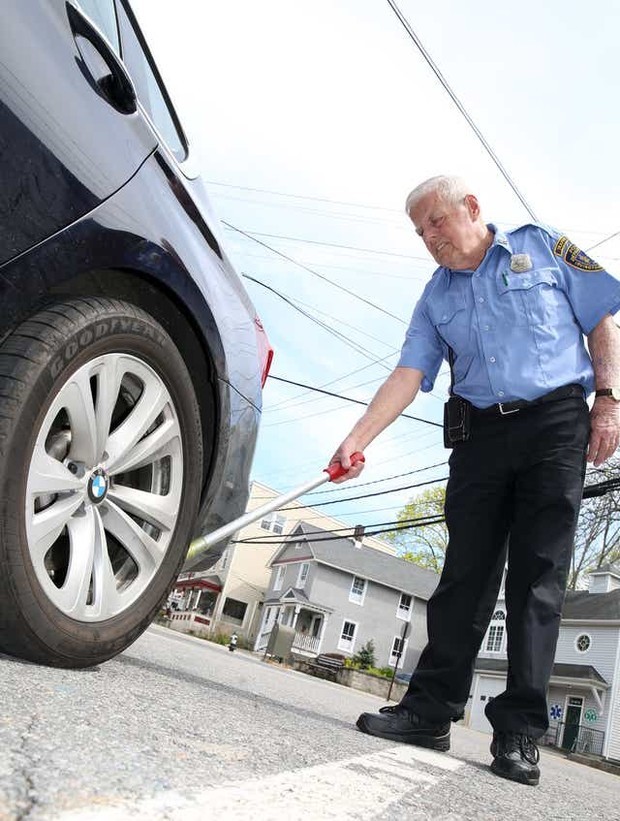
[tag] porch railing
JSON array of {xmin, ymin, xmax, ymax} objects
[
  {"xmin": 256, "ymin": 628, "xmax": 320, "ymax": 655},
  {"xmin": 292, "ymin": 632, "xmax": 320, "ymax": 654},
  {"xmin": 541, "ymin": 722, "xmax": 605, "ymax": 756}
]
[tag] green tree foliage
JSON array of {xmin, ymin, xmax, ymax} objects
[{"xmin": 386, "ymin": 485, "xmax": 448, "ymax": 573}]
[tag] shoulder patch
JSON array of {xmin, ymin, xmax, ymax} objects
[
  {"xmin": 553, "ymin": 236, "xmax": 569, "ymax": 257},
  {"xmin": 563, "ymin": 243, "xmax": 604, "ymax": 272}
]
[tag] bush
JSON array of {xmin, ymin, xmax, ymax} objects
[{"xmin": 352, "ymin": 639, "xmax": 376, "ymax": 670}]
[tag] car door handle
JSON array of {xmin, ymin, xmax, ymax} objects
[{"xmin": 66, "ymin": 2, "xmax": 137, "ymax": 115}]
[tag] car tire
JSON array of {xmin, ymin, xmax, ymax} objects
[{"xmin": 0, "ymin": 297, "xmax": 203, "ymax": 667}]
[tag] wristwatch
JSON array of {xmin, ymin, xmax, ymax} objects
[{"xmin": 595, "ymin": 388, "xmax": 620, "ymax": 400}]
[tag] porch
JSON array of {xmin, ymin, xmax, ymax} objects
[{"xmin": 254, "ymin": 600, "xmax": 331, "ymax": 656}]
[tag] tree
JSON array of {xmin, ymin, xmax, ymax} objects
[
  {"xmin": 569, "ymin": 456, "xmax": 620, "ymax": 589},
  {"xmin": 386, "ymin": 485, "xmax": 448, "ymax": 573},
  {"xmin": 385, "ymin": 462, "xmax": 620, "ymax": 586}
]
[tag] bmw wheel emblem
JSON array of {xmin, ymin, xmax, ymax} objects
[{"xmin": 88, "ymin": 469, "xmax": 109, "ymax": 504}]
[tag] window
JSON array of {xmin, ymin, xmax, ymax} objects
[
  {"xmin": 575, "ymin": 634, "xmax": 591, "ymax": 653},
  {"xmin": 297, "ymin": 563, "xmax": 310, "ymax": 588},
  {"xmin": 221, "ymin": 597, "xmax": 247, "ymax": 625},
  {"xmin": 273, "ymin": 566, "xmax": 285, "ymax": 591},
  {"xmin": 260, "ymin": 512, "xmax": 286, "ymax": 534},
  {"xmin": 485, "ymin": 610, "xmax": 505, "ymax": 653},
  {"xmin": 349, "ymin": 576, "xmax": 367, "ymax": 605},
  {"xmin": 338, "ymin": 620, "xmax": 357, "ymax": 653},
  {"xmin": 390, "ymin": 636, "xmax": 408, "ymax": 666},
  {"xmin": 115, "ymin": 2, "xmax": 186, "ymax": 160},
  {"xmin": 78, "ymin": 0, "xmax": 120, "ymax": 53},
  {"xmin": 397, "ymin": 592, "xmax": 412, "ymax": 621}
]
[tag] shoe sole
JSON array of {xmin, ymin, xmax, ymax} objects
[
  {"xmin": 490, "ymin": 759, "xmax": 540, "ymax": 786},
  {"xmin": 355, "ymin": 716, "xmax": 450, "ymax": 752}
]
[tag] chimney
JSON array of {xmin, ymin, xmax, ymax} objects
[{"xmin": 353, "ymin": 524, "xmax": 365, "ymax": 548}]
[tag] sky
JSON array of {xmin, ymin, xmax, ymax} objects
[{"xmin": 132, "ymin": 0, "xmax": 620, "ymax": 534}]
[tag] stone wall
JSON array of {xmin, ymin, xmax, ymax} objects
[{"xmin": 291, "ymin": 658, "xmax": 408, "ymax": 701}]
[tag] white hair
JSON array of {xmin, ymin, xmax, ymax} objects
[{"xmin": 405, "ymin": 175, "xmax": 471, "ymax": 216}]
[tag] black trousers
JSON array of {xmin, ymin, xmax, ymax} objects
[{"xmin": 401, "ymin": 395, "xmax": 590, "ymax": 738}]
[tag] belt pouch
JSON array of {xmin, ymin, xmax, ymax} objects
[{"xmin": 443, "ymin": 395, "xmax": 471, "ymax": 448}]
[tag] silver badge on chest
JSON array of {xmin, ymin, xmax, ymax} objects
[{"xmin": 509, "ymin": 253, "xmax": 532, "ymax": 273}]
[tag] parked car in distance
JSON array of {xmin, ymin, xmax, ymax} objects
[{"xmin": 0, "ymin": 0, "xmax": 271, "ymax": 668}]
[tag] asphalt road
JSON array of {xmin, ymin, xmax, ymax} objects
[{"xmin": 1, "ymin": 625, "xmax": 618, "ymax": 820}]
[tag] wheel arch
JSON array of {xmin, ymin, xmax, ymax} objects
[{"xmin": 48, "ymin": 266, "xmax": 223, "ymax": 493}]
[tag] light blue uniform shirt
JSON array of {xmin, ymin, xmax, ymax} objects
[{"xmin": 398, "ymin": 224, "xmax": 620, "ymax": 409}]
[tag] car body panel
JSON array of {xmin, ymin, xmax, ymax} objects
[
  {"xmin": 0, "ymin": 148, "xmax": 263, "ymax": 552},
  {"xmin": 0, "ymin": 0, "xmax": 265, "ymax": 570},
  {"xmin": 0, "ymin": 0, "xmax": 157, "ymax": 267}
]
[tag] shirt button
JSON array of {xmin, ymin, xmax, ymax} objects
[
  {"xmin": 478, "ymin": 297, "xmax": 485, "ymax": 303},
  {"xmin": 489, "ymin": 356, "xmax": 496, "ymax": 363},
  {"xmin": 498, "ymin": 391, "xmax": 505, "ymax": 397},
  {"xmin": 442, "ymin": 314, "xmax": 447, "ymax": 320},
  {"xmin": 484, "ymin": 325, "xmax": 490, "ymax": 331}
]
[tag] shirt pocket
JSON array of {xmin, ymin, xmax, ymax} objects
[
  {"xmin": 497, "ymin": 267, "xmax": 571, "ymax": 326},
  {"xmin": 431, "ymin": 300, "xmax": 470, "ymax": 351}
]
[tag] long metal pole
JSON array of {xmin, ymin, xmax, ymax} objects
[{"xmin": 184, "ymin": 453, "xmax": 365, "ymax": 568}]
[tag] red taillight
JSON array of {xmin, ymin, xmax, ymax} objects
[{"xmin": 254, "ymin": 316, "xmax": 273, "ymax": 388}]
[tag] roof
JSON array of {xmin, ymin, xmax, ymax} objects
[
  {"xmin": 275, "ymin": 521, "xmax": 439, "ymax": 601},
  {"xmin": 475, "ymin": 658, "xmax": 608, "ymax": 686},
  {"xmin": 562, "ymin": 589, "xmax": 620, "ymax": 620},
  {"xmin": 588, "ymin": 562, "xmax": 620, "ymax": 578},
  {"xmin": 264, "ymin": 586, "xmax": 334, "ymax": 613},
  {"xmin": 173, "ymin": 573, "xmax": 222, "ymax": 592}
]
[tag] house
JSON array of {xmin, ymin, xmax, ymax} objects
[
  {"xmin": 167, "ymin": 480, "xmax": 396, "ymax": 643},
  {"xmin": 468, "ymin": 563, "xmax": 620, "ymax": 762},
  {"xmin": 253, "ymin": 521, "xmax": 439, "ymax": 670}
]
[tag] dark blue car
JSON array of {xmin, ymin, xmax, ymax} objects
[{"xmin": 0, "ymin": 0, "xmax": 271, "ymax": 667}]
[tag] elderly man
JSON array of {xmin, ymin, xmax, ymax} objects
[{"xmin": 329, "ymin": 176, "xmax": 620, "ymax": 786}]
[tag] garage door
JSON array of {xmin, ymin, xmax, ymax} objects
[{"xmin": 469, "ymin": 675, "xmax": 506, "ymax": 733}]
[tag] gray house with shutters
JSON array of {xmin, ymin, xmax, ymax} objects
[
  {"xmin": 467, "ymin": 563, "xmax": 620, "ymax": 762},
  {"xmin": 253, "ymin": 521, "xmax": 439, "ymax": 672}
]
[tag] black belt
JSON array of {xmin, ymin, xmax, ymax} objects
[{"xmin": 472, "ymin": 384, "xmax": 584, "ymax": 417}]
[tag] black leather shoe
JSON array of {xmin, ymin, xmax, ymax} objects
[
  {"xmin": 356, "ymin": 705, "xmax": 450, "ymax": 751},
  {"xmin": 490, "ymin": 732, "xmax": 540, "ymax": 786}
]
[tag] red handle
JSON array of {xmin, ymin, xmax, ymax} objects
[{"xmin": 324, "ymin": 451, "xmax": 365, "ymax": 481}]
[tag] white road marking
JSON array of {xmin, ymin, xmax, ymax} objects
[{"xmin": 57, "ymin": 744, "xmax": 464, "ymax": 820}]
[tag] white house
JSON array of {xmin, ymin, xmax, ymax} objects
[{"xmin": 468, "ymin": 563, "xmax": 620, "ymax": 762}]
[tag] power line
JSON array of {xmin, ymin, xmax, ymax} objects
[
  {"xmin": 208, "ymin": 180, "xmax": 406, "ymax": 214},
  {"xmin": 586, "ymin": 230, "xmax": 620, "ymax": 253},
  {"xmin": 385, "ymin": 0, "xmax": 538, "ymax": 222},
  {"xmin": 582, "ymin": 477, "xmax": 620, "ymax": 499},
  {"xmin": 244, "ymin": 274, "xmax": 397, "ymax": 355},
  {"xmin": 306, "ymin": 460, "xmax": 449, "ymax": 494},
  {"xmin": 267, "ymin": 375, "xmax": 443, "ymax": 428},
  {"xmin": 225, "ymin": 226, "xmax": 429, "ymax": 263},
  {"xmin": 267, "ymin": 356, "xmax": 396, "ymax": 412},
  {"xmin": 232, "ymin": 512, "xmax": 446, "ymax": 544},
  {"xmin": 243, "ymin": 274, "xmax": 397, "ymax": 366},
  {"xmin": 223, "ymin": 221, "xmax": 408, "ymax": 324},
  {"xmin": 283, "ymin": 475, "xmax": 448, "ymax": 510},
  {"xmin": 209, "ymin": 180, "xmax": 613, "ymax": 240}
]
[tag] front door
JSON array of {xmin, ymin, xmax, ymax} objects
[
  {"xmin": 310, "ymin": 616, "xmax": 322, "ymax": 638},
  {"xmin": 562, "ymin": 696, "xmax": 583, "ymax": 751}
]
